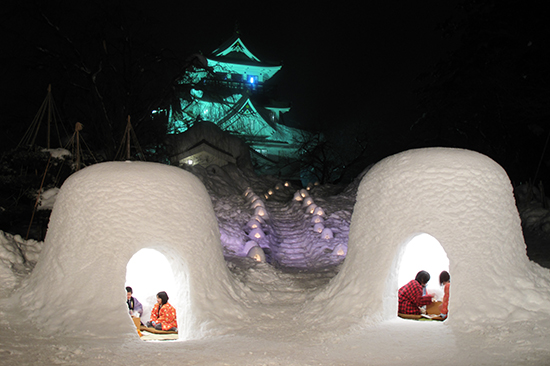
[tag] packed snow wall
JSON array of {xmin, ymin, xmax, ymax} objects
[
  {"xmin": 15, "ymin": 161, "xmax": 246, "ymax": 338},
  {"xmin": 311, "ymin": 148, "xmax": 550, "ymax": 327}
]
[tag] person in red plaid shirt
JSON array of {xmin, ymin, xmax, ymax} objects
[{"xmin": 398, "ymin": 270, "xmax": 434, "ymax": 315}]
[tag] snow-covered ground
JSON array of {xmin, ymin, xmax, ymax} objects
[{"xmin": 1, "ymin": 148, "xmax": 550, "ymax": 366}]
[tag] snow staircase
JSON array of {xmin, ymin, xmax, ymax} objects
[{"xmin": 265, "ymin": 199, "xmax": 331, "ymax": 269}]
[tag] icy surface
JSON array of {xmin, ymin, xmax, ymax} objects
[{"xmin": 0, "ymin": 148, "xmax": 549, "ymax": 365}]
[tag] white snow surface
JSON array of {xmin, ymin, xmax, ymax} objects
[{"xmin": 0, "ymin": 148, "xmax": 549, "ymax": 366}]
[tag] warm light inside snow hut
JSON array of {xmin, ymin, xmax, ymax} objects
[
  {"xmin": 255, "ymin": 207, "xmax": 267, "ymax": 217},
  {"xmin": 126, "ymin": 248, "xmax": 178, "ymax": 324},
  {"xmin": 397, "ymin": 233, "xmax": 449, "ymax": 296},
  {"xmin": 251, "ymin": 200, "xmax": 264, "ymax": 209},
  {"xmin": 313, "ymin": 207, "xmax": 324, "ymax": 216},
  {"xmin": 306, "ymin": 204, "xmax": 318, "ymax": 214},
  {"xmin": 302, "ymin": 197, "xmax": 314, "ymax": 207}
]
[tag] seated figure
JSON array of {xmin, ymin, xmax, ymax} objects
[
  {"xmin": 146, "ymin": 291, "xmax": 177, "ymax": 332},
  {"xmin": 439, "ymin": 270, "xmax": 451, "ymax": 319},
  {"xmin": 398, "ymin": 270, "xmax": 434, "ymax": 315},
  {"xmin": 126, "ymin": 286, "xmax": 143, "ymax": 317}
]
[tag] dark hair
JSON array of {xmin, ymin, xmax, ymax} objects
[
  {"xmin": 157, "ymin": 291, "xmax": 169, "ymax": 305},
  {"xmin": 415, "ymin": 270, "xmax": 430, "ymax": 286},
  {"xmin": 439, "ymin": 271, "xmax": 450, "ymax": 285},
  {"xmin": 126, "ymin": 286, "xmax": 133, "ymax": 293}
]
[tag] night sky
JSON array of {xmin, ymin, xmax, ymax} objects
[
  {"xmin": 152, "ymin": 1, "xmax": 460, "ymax": 130},
  {"xmin": 5, "ymin": 0, "xmax": 548, "ymax": 187},
  {"xmin": 1, "ymin": 0, "xmax": 460, "ymax": 134}
]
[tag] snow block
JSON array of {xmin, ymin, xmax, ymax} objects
[
  {"xmin": 313, "ymin": 148, "xmax": 550, "ymax": 327},
  {"xmin": 17, "ymin": 161, "xmax": 245, "ymax": 338}
]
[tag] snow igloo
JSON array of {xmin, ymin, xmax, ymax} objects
[
  {"xmin": 16, "ymin": 161, "xmax": 245, "ymax": 339},
  {"xmin": 312, "ymin": 147, "xmax": 550, "ymax": 327}
]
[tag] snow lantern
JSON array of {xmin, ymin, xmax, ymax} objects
[
  {"xmin": 251, "ymin": 200, "xmax": 264, "ymax": 209},
  {"xmin": 246, "ymin": 219, "xmax": 261, "ymax": 230},
  {"xmin": 284, "ymin": 181, "xmax": 291, "ymax": 188},
  {"xmin": 247, "ymin": 194, "xmax": 260, "ymax": 203},
  {"xmin": 242, "ymin": 240, "xmax": 259, "ymax": 255},
  {"xmin": 248, "ymin": 227, "xmax": 265, "ymax": 240},
  {"xmin": 332, "ymin": 244, "xmax": 347, "ymax": 256},
  {"xmin": 254, "ymin": 206, "xmax": 268, "ymax": 218},
  {"xmin": 306, "ymin": 204, "xmax": 317, "ymax": 215},
  {"xmin": 302, "ymin": 197, "xmax": 314, "ymax": 208},
  {"xmin": 311, "ymin": 148, "xmax": 550, "ymax": 328},
  {"xmin": 247, "ymin": 245, "xmax": 266, "ymax": 262},
  {"xmin": 311, "ymin": 216, "xmax": 324, "ymax": 224},
  {"xmin": 313, "ymin": 207, "xmax": 325, "ymax": 216},
  {"xmin": 321, "ymin": 228, "xmax": 333, "ymax": 239},
  {"xmin": 300, "ymin": 189, "xmax": 309, "ymax": 198},
  {"xmin": 293, "ymin": 191, "xmax": 303, "ymax": 201},
  {"xmin": 18, "ymin": 161, "xmax": 246, "ymax": 339},
  {"xmin": 251, "ymin": 214, "xmax": 265, "ymax": 224},
  {"xmin": 313, "ymin": 223, "xmax": 325, "ymax": 233}
]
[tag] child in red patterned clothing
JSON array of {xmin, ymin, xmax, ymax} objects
[
  {"xmin": 146, "ymin": 291, "xmax": 178, "ymax": 331},
  {"xmin": 398, "ymin": 270, "xmax": 434, "ymax": 315}
]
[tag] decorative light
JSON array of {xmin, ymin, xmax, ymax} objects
[
  {"xmin": 321, "ymin": 228, "xmax": 334, "ymax": 240},
  {"xmin": 264, "ymin": 193, "xmax": 269, "ymax": 200},
  {"xmin": 313, "ymin": 207, "xmax": 324, "ymax": 216},
  {"xmin": 251, "ymin": 201, "xmax": 263, "ymax": 210},
  {"xmin": 293, "ymin": 192, "xmax": 303, "ymax": 201},
  {"xmin": 248, "ymin": 228, "xmax": 265, "ymax": 240},
  {"xmin": 247, "ymin": 246, "xmax": 266, "ymax": 262},
  {"xmin": 186, "ymin": 159, "xmax": 193, "ymax": 165},
  {"xmin": 306, "ymin": 204, "xmax": 317, "ymax": 215},
  {"xmin": 284, "ymin": 181, "xmax": 290, "ymax": 187},
  {"xmin": 251, "ymin": 215, "xmax": 265, "ymax": 224},
  {"xmin": 254, "ymin": 206, "xmax": 267, "ymax": 217},
  {"xmin": 311, "ymin": 216, "xmax": 324, "ymax": 224},
  {"xmin": 313, "ymin": 223, "xmax": 324, "ymax": 233},
  {"xmin": 247, "ymin": 220, "xmax": 260, "ymax": 229},
  {"xmin": 333, "ymin": 244, "xmax": 347, "ymax": 256},
  {"xmin": 302, "ymin": 197, "xmax": 314, "ymax": 208},
  {"xmin": 300, "ymin": 189, "xmax": 308, "ymax": 198}
]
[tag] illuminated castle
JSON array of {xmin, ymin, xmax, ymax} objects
[{"xmin": 167, "ymin": 32, "xmax": 309, "ymax": 176}]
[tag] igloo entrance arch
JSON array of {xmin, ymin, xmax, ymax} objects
[
  {"xmin": 397, "ymin": 233, "xmax": 449, "ymax": 296},
  {"xmin": 126, "ymin": 248, "xmax": 186, "ymax": 333}
]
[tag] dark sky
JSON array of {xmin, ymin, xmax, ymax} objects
[
  {"xmin": 142, "ymin": 1, "xmax": 460, "ymax": 130},
  {"xmin": 1, "ymin": 1, "xmax": 460, "ymax": 137}
]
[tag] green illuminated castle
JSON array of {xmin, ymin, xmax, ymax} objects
[{"xmin": 167, "ymin": 32, "xmax": 309, "ymax": 177}]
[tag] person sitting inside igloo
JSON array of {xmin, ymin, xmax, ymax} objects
[
  {"xmin": 398, "ymin": 270, "xmax": 434, "ymax": 316},
  {"xmin": 439, "ymin": 270, "xmax": 450, "ymax": 319},
  {"xmin": 126, "ymin": 286, "xmax": 143, "ymax": 318},
  {"xmin": 146, "ymin": 291, "xmax": 178, "ymax": 332}
]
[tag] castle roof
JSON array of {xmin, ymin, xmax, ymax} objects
[{"xmin": 207, "ymin": 33, "xmax": 282, "ymax": 79}]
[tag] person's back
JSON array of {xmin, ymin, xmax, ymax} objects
[{"xmin": 398, "ymin": 270, "xmax": 434, "ymax": 315}]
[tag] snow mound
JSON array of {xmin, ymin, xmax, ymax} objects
[
  {"xmin": 309, "ymin": 147, "xmax": 550, "ymax": 328},
  {"xmin": 15, "ymin": 161, "xmax": 247, "ymax": 338}
]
